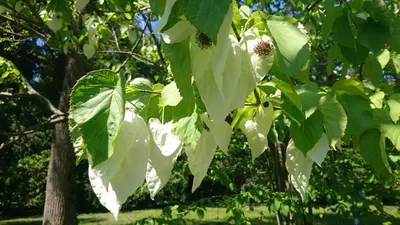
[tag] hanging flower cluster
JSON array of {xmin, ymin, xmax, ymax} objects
[{"xmin": 87, "ymin": 1, "xmax": 277, "ymax": 219}]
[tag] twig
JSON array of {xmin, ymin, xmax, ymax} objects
[
  {"xmin": 116, "ymin": 15, "xmax": 151, "ymax": 73},
  {"xmin": 232, "ymin": 23, "xmax": 241, "ymax": 41},
  {"xmin": 22, "ymin": 0, "xmax": 54, "ymax": 35},
  {"xmin": 0, "ymin": 114, "xmax": 67, "ymax": 150},
  {"xmin": 306, "ymin": 0, "xmax": 322, "ymax": 11},
  {"xmin": 138, "ymin": 89, "xmax": 161, "ymax": 95},
  {"xmin": 19, "ymin": 74, "xmax": 64, "ymax": 115},
  {"xmin": 111, "ymin": 27, "xmax": 121, "ymax": 51},
  {"xmin": 253, "ymin": 89, "xmax": 261, "ymax": 105},
  {"xmin": 0, "ymin": 13, "xmax": 47, "ymax": 39},
  {"xmin": 140, "ymin": 12, "xmax": 166, "ymax": 66}
]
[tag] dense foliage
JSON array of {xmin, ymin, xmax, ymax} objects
[{"xmin": 0, "ymin": 0, "xmax": 400, "ymax": 224}]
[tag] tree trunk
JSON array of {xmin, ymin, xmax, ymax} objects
[{"xmin": 43, "ymin": 55, "xmax": 88, "ymax": 225}]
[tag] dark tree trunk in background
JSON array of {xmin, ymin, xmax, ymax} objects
[{"xmin": 43, "ymin": 55, "xmax": 88, "ymax": 225}]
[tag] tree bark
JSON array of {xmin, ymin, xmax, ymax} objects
[{"xmin": 42, "ymin": 55, "xmax": 88, "ymax": 225}]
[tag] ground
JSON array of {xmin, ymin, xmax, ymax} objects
[{"xmin": 0, "ymin": 206, "xmax": 399, "ymax": 225}]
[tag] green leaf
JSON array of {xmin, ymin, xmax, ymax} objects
[
  {"xmin": 129, "ymin": 77, "xmax": 153, "ymax": 90},
  {"xmin": 333, "ymin": 79, "xmax": 368, "ymax": 99},
  {"xmin": 318, "ymin": 94, "xmax": 347, "ymax": 148},
  {"xmin": 339, "ymin": 94, "xmax": 373, "ymax": 137},
  {"xmin": 391, "ymin": 52, "xmax": 400, "ymax": 74},
  {"xmin": 339, "ymin": 42, "xmax": 369, "ymax": 66},
  {"xmin": 370, "ymin": 91, "xmax": 385, "ymax": 109},
  {"xmin": 196, "ymin": 209, "xmax": 205, "ymax": 219},
  {"xmin": 281, "ymin": 205, "xmax": 290, "ymax": 216},
  {"xmin": 381, "ymin": 122, "xmax": 400, "ymax": 151},
  {"xmin": 161, "ymin": 81, "xmax": 183, "ymax": 106},
  {"xmin": 363, "ymin": 0, "xmax": 393, "ymax": 27},
  {"xmin": 267, "ymin": 20, "xmax": 309, "ymax": 76},
  {"xmin": 281, "ymin": 94, "xmax": 305, "ymax": 125},
  {"xmin": 332, "ymin": 14, "xmax": 355, "ymax": 49},
  {"xmin": 363, "ymin": 55, "xmax": 383, "ymax": 86},
  {"xmin": 70, "ymin": 70, "xmax": 125, "ymax": 166},
  {"xmin": 322, "ymin": 1, "xmax": 342, "ymax": 40},
  {"xmin": 358, "ymin": 18, "xmax": 390, "ymax": 53},
  {"xmin": 47, "ymin": 0, "xmax": 69, "ymax": 14},
  {"xmin": 273, "ymin": 78, "xmax": 302, "ymax": 109},
  {"xmin": 389, "ymin": 18, "xmax": 400, "ymax": 52},
  {"xmin": 387, "ymin": 99, "xmax": 400, "ymax": 123},
  {"xmin": 160, "ymin": 1, "xmax": 184, "ymax": 32},
  {"xmin": 173, "ymin": 109, "xmax": 202, "ymax": 150},
  {"xmin": 359, "ymin": 128, "xmax": 392, "ymax": 178},
  {"xmin": 150, "ymin": 0, "xmax": 166, "ymax": 16},
  {"xmin": 290, "ymin": 110, "xmax": 324, "ymax": 155},
  {"xmin": 162, "ymin": 38, "xmax": 194, "ymax": 100},
  {"xmin": 178, "ymin": 0, "xmax": 231, "ymax": 43},
  {"xmin": 297, "ymin": 82, "xmax": 320, "ymax": 119}
]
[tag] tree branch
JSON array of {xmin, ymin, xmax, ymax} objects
[
  {"xmin": 232, "ymin": 23, "xmax": 241, "ymax": 41},
  {"xmin": 117, "ymin": 15, "xmax": 151, "ymax": 73},
  {"xmin": 19, "ymin": 74, "xmax": 64, "ymax": 115},
  {"xmin": 0, "ymin": 13, "xmax": 47, "ymax": 39},
  {"xmin": 0, "ymin": 114, "xmax": 67, "ymax": 150},
  {"xmin": 306, "ymin": 0, "xmax": 322, "ymax": 11},
  {"xmin": 140, "ymin": 12, "xmax": 166, "ymax": 66},
  {"xmin": 22, "ymin": 0, "xmax": 54, "ymax": 35},
  {"xmin": 111, "ymin": 27, "xmax": 121, "ymax": 51}
]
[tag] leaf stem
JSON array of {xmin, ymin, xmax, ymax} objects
[{"xmin": 232, "ymin": 23, "xmax": 241, "ymax": 41}]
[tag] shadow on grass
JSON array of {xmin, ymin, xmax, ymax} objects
[
  {"xmin": 78, "ymin": 217, "xmax": 107, "ymax": 224},
  {"xmin": 0, "ymin": 221, "xmax": 42, "ymax": 225},
  {"xmin": 313, "ymin": 212, "xmax": 400, "ymax": 225},
  {"xmin": 182, "ymin": 218, "xmax": 276, "ymax": 225}
]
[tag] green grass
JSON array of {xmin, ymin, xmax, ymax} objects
[{"xmin": 1, "ymin": 206, "xmax": 399, "ymax": 225}]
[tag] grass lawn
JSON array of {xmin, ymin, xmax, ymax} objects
[{"xmin": 0, "ymin": 205, "xmax": 399, "ymax": 225}]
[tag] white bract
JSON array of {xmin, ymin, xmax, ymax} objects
[
  {"xmin": 46, "ymin": 13, "xmax": 63, "ymax": 33},
  {"xmin": 286, "ymin": 134, "xmax": 329, "ymax": 200},
  {"xmin": 201, "ymin": 113, "xmax": 232, "ymax": 155},
  {"xmin": 241, "ymin": 102, "xmax": 274, "ymax": 162},
  {"xmin": 231, "ymin": 28, "xmax": 274, "ymax": 109},
  {"xmin": 83, "ymin": 43, "xmax": 95, "ymax": 59},
  {"xmin": 89, "ymin": 112, "xmax": 151, "ymax": 219},
  {"xmin": 186, "ymin": 114, "xmax": 232, "ymax": 192},
  {"xmin": 75, "ymin": 0, "xmax": 90, "ymax": 11},
  {"xmin": 146, "ymin": 118, "xmax": 183, "ymax": 199},
  {"xmin": 156, "ymin": 3, "xmax": 237, "ymax": 121}
]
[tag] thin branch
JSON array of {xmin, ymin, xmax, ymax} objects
[
  {"xmin": 98, "ymin": 50, "xmax": 160, "ymax": 68},
  {"xmin": 306, "ymin": 0, "xmax": 322, "ymax": 11},
  {"xmin": 0, "ymin": 27, "xmax": 25, "ymax": 38},
  {"xmin": 115, "ymin": 14, "xmax": 155, "ymax": 73},
  {"xmin": 22, "ymin": 0, "xmax": 54, "ymax": 35},
  {"xmin": 232, "ymin": 23, "xmax": 241, "ymax": 41},
  {"xmin": 112, "ymin": 27, "xmax": 121, "ymax": 51},
  {"xmin": 19, "ymin": 74, "xmax": 64, "ymax": 115},
  {"xmin": 254, "ymin": 89, "xmax": 261, "ymax": 105},
  {"xmin": 0, "ymin": 92, "xmax": 29, "ymax": 98},
  {"xmin": 138, "ymin": 89, "xmax": 161, "ymax": 95},
  {"xmin": 140, "ymin": 12, "xmax": 167, "ymax": 66},
  {"xmin": 0, "ymin": 13, "xmax": 47, "ymax": 39},
  {"xmin": 0, "ymin": 114, "xmax": 67, "ymax": 150}
]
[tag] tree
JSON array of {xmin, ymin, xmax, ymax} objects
[{"xmin": 1, "ymin": 0, "xmax": 400, "ymax": 225}]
